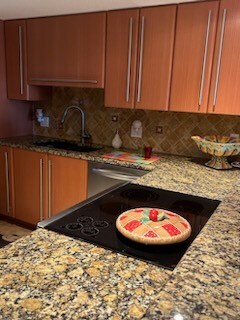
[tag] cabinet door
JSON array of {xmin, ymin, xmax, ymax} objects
[
  {"xmin": 5, "ymin": 20, "xmax": 28, "ymax": 100},
  {"xmin": 105, "ymin": 10, "xmax": 139, "ymax": 108},
  {"xmin": 48, "ymin": 155, "xmax": 88, "ymax": 217},
  {"xmin": 4, "ymin": 20, "xmax": 49, "ymax": 101},
  {"xmin": 0, "ymin": 147, "xmax": 14, "ymax": 216},
  {"xmin": 13, "ymin": 149, "xmax": 48, "ymax": 225},
  {"xmin": 27, "ymin": 13, "xmax": 106, "ymax": 88},
  {"xmin": 135, "ymin": 5, "xmax": 176, "ymax": 110},
  {"xmin": 208, "ymin": 0, "xmax": 240, "ymax": 115},
  {"xmin": 169, "ymin": 1, "xmax": 219, "ymax": 113}
]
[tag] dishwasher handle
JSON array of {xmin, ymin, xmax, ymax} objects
[{"xmin": 92, "ymin": 168, "xmax": 140, "ymax": 181}]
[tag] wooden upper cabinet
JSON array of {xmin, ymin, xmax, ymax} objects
[
  {"xmin": 105, "ymin": 6, "xmax": 176, "ymax": 110},
  {"xmin": 105, "ymin": 9, "xmax": 139, "ymax": 108},
  {"xmin": 27, "ymin": 13, "xmax": 106, "ymax": 88},
  {"xmin": 13, "ymin": 149, "xmax": 48, "ymax": 225},
  {"xmin": 208, "ymin": 0, "xmax": 240, "ymax": 116},
  {"xmin": 4, "ymin": 20, "xmax": 49, "ymax": 101},
  {"xmin": 0, "ymin": 147, "xmax": 14, "ymax": 217},
  {"xmin": 169, "ymin": 1, "xmax": 219, "ymax": 113},
  {"xmin": 135, "ymin": 6, "xmax": 176, "ymax": 110},
  {"xmin": 48, "ymin": 155, "xmax": 88, "ymax": 217}
]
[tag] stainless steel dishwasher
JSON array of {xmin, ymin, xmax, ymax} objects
[{"xmin": 87, "ymin": 161, "xmax": 148, "ymax": 198}]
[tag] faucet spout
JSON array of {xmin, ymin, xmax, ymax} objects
[{"xmin": 60, "ymin": 105, "xmax": 91, "ymax": 144}]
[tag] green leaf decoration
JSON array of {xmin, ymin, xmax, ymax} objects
[
  {"xmin": 157, "ymin": 213, "xmax": 166, "ymax": 221},
  {"xmin": 141, "ymin": 216, "xmax": 150, "ymax": 224},
  {"xmin": 141, "ymin": 209, "xmax": 150, "ymax": 224}
]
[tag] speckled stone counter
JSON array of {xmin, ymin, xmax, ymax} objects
[
  {"xmin": 0, "ymin": 135, "xmax": 154, "ymax": 171},
  {"xmin": 0, "ymin": 135, "xmax": 239, "ymax": 319},
  {"xmin": 134, "ymin": 156, "xmax": 240, "ymax": 201},
  {"xmin": 0, "ymin": 229, "xmax": 171, "ymax": 319},
  {"xmin": 145, "ymin": 182, "xmax": 240, "ymax": 320},
  {"xmin": 0, "ymin": 135, "xmax": 239, "ymax": 200}
]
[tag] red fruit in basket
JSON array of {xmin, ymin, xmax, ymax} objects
[{"xmin": 149, "ymin": 209, "xmax": 159, "ymax": 222}]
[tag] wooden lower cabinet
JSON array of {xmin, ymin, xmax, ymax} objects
[
  {"xmin": 13, "ymin": 149, "xmax": 88, "ymax": 225},
  {"xmin": 0, "ymin": 147, "xmax": 14, "ymax": 216},
  {"xmin": 48, "ymin": 155, "xmax": 88, "ymax": 217},
  {"xmin": 13, "ymin": 149, "xmax": 48, "ymax": 225}
]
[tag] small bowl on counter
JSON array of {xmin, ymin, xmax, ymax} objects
[{"xmin": 191, "ymin": 135, "xmax": 240, "ymax": 170}]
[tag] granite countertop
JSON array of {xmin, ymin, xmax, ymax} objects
[
  {"xmin": 0, "ymin": 229, "xmax": 171, "ymax": 319},
  {"xmin": 0, "ymin": 134, "xmax": 238, "ymax": 199},
  {"xmin": 0, "ymin": 135, "xmax": 155, "ymax": 171},
  {"xmin": 0, "ymin": 135, "xmax": 239, "ymax": 319}
]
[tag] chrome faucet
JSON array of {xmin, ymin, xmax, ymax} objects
[{"xmin": 60, "ymin": 105, "xmax": 91, "ymax": 144}]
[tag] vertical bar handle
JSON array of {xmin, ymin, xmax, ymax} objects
[
  {"xmin": 213, "ymin": 9, "xmax": 227, "ymax": 110},
  {"xmin": 198, "ymin": 10, "xmax": 212, "ymax": 109},
  {"xmin": 126, "ymin": 17, "xmax": 133, "ymax": 102},
  {"xmin": 39, "ymin": 159, "xmax": 43, "ymax": 221},
  {"xmin": 18, "ymin": 26, "xmax": 24, "ymax": 95},
  {"xmin": 4, "ymin": 152, "xmax": 10, "ymax": 214},
  {"xmin": 48, "ymin": 159, "xmax": 52, "ymax": 218},
  {"xmin": 137, "ymin": 16, "xmax": 145, "ymax": 102}
]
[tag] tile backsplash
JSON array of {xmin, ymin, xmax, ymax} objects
[{"xmin": 34, "ymin": 87, "xmax": 240, "ymax": 157}]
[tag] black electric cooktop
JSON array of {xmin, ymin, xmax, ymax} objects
[{"xmin": 45, "ymin": 184, "xmax": 220, "ymax": 270}]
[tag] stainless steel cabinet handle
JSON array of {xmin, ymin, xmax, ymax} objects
[
  {"xmin": 48, "ymin": 159, "xmax": 52, "ymax": 218},
  {"xmin": 18, "ymin": 26, "xmax": 24, "ymax": 95},
  {"xmin": 198, "ymin": 10, "xmax": 212, "ymax": 109},
  {"xmin": 39, "ymin": 159, "xmax": 43, "ymax": 221},
  {"xmin": 4, "ymin": 152, "xmax": 10, "ymax": 214},
  {"xmin": 213, "ymin": 8, "xmax": 227, "ymax": 110},
  {"xmin": 92, "ymin": 168, "xmax": 139, "ymax": 181},
  {"xmin": 137, "ymin": 16, "xmax": 145, "ymax": 102},
  {"xmin": 30, "ymin": 78, "xmax": 98, "ymax": 84},
  {"xmin": 126, "ymin": 17, "xmax": 133, "ymax": 102}
]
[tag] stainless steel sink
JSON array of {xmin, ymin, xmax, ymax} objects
[{"xmin": 33, "ymin": 140, "xmax": 102, "ymax": 152}]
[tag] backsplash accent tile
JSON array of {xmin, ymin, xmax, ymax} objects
[{"xmin": 34, "ymin": 87, "xmax": 240, "ymax": 157}]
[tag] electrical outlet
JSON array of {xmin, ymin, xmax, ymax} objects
[
  {"xmin": 112, "ymin": 115, "xmax": 119, "ymax": 122},
  {"xmin": 40, "ymin": 116, "xmax": 49, "ymax": 127},
  {"xmin": 156, "ymin": 126, "xmax": 163, "ymax": 134},
  {"xmin": 230, "ymin": 133, "xmax": 239, "ymax": 139}
]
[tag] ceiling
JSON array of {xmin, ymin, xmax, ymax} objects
[{"xmin": 1, "ymin": 0, "xmax": 200, "ymax": 20}]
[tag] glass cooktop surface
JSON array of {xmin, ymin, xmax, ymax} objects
[{"xmin": 45, "ymin": 183, "xmax": 220, "ymax": 270}]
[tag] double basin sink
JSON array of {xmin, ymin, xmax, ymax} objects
[{"xmin": 33, "ymin": 139, "xmax": 102, "ymax": 153}]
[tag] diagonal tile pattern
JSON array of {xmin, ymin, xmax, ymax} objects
[{"xmin": 34, "ymin": 87, "xmax": 240, "ymax": 157}]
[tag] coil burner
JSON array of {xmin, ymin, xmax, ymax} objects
[
  {"xmin": 81, "ymin": 227, "xmax": 99, "ymax": 236},
  {"xmin": 65, "ymin": 223, "xmax": 83, "ymax": 230},
  {"xmin": 92, "ymin": 221, "xmax": 109, "ymax": 228},
  {"xmin": 77, "ymin": 216, "xmax": 94, "ymax": 224}
]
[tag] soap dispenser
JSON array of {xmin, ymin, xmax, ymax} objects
[{"xmin": 112, "ymin": 129, "xmax": 122, "ymax": 149}]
